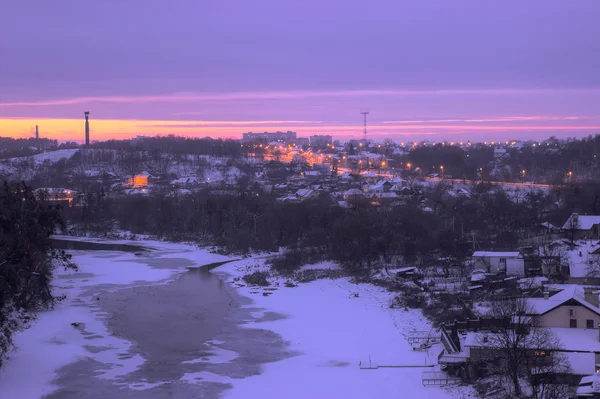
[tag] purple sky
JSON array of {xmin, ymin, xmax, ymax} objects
[{"xmin": 1, "ymin": 1, "xmax": 600, "ymax": 142}]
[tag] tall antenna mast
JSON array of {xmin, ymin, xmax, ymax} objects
[{"xmin": 360, "ymin": 108, "xmax": 369, "ymax": 141}]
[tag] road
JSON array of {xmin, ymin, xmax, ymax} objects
[{"xmin": 336, "ymin": 167, "xmax": 552, "ymax": 189}]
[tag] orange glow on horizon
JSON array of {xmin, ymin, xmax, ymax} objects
[{"xmin": 1, "ymin": 117, "xmax": 600, "ymax": 142}]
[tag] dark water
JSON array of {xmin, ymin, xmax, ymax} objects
[
  {"xmin": 43, "ymin": 254, "xmax": 295, "ymax": 399},
  {"xmin": 52, "ymin": 238, "xmax": 148, "ymax": 253}
]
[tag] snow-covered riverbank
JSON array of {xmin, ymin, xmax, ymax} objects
[{"xmin": 213, "ymin": 260, "xmax": 476, "ymax": 399}]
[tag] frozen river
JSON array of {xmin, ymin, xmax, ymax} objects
[{"xmin": 0, "ymin": 242, "xmax": 291, "ymax": 399}]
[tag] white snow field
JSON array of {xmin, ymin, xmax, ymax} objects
[{"xmin": 214, "ymin": 260, "xmax": 472, "ymax": 399}]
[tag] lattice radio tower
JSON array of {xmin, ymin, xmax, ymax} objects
[{"xmin": 360, "ymin": 109, "xmax": 369, "ymax": 141}]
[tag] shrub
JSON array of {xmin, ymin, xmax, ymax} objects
[
  {"xmin": 242, "ymin": 271, "xmax": 270, "ymax": 286},
  {"xmin": 269, "ymin": 249, "xmax": 304, "ymax": 275}
]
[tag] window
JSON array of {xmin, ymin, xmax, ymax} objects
[
  {"xmin": 499, "ymin": 258, "xmax": 507, "ymax": 265},
  {"xmin": 570, "ymin": 319, "xmax": 578, "ymax": 328},
  {"xmin": 587, "ymin": 319, "xmax": 595, "ymax": 329},
  {"xmin": 569, "ymin": 308, "xmax": 575, "ymax": 317}
]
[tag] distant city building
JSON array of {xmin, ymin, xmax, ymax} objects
[
  {"xmin": 310, "ymin": 135, "xmax": 333, "ymax": 147},
  {"xmin": 295, "ymin": 137, "xmax": 309, "ymax": 147},
  {"xmin": 242, "ymin": 131, "xmax": 296, "ymax": 144}
]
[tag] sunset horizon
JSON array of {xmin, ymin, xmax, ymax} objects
[{"xmin": 2, "ymin": 1, "xmax": 599, "ymax": 143}]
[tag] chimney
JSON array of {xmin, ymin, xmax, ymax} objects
[
  {"xmin": 35, "ymin": 125, "xmax": 39, "ymax": 139},
  {"xmin": 84, "ymin": 111, "xmax": 90, "ymax": 146},
  {"xmin": 586, "ymin": 288, "xmax": 600, "ymax": 307},
  {"xmin": 543, "ymin": 291, "xmax": 550, "ymax": 300}
]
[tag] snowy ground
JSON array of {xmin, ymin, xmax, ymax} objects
[
  {"xmin": 212, "ymin": 260, "xmax": 477, "ymax": 399},
  {"xmin": 8, "ymin": 149, "xmax": 80, "ymax": 165}
]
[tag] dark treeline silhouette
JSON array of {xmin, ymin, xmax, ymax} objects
[
  {"xmin": 59, "ymin": 181, "xmax": 580, "ymax": 276},
  {"xmin": 91, "ymin": 135, "xmax": 244, "ymax": 157},
  {"xmin": 0, "ymin": 137, "xmax": 62, "ymax": 158}
]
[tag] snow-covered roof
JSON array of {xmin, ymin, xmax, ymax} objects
[
  {"xmin": 343, "ymin": 188, "xmax": 364, "ymax": 196},
  {"xmin": 304, "ymin": 171, "xmax": 321, "ymax": 176},
  {"xmin": 276, "ymin": 195, "xmax": 297, "ymax": 202},
  {"xmin": 540, "ymin": 221, "xmax": 558, "ymax": 229},
  {"xmin": 551, "ymin": 327, "xmax": 600, "ymax": 352},
  {"xmin": 373, "ymin": 180, "xmax": 390, "ymax": 187},
  {"xmin": 563, "ymin": 214, "xmax": 600, "ymax": 230},
  {"xmin": 526, "ymin": 285, "xmax": 600, "ymax": 316},
  {"xmin": 577, "ymin": 373, "xmax": 600, "ymax": 395},
  {"xmin": 463, "ymin": 327, "xmax": 600, "ymax": 355},
  {"xmin": 373, "ymin": 192, "xmax": 399, "ymax": 199},
  {"xmin": 171, "ymin": 177, "xmax": 198, "ymax": 184},
  {"xmin": 472, "ymin": 251, "xmax": 520, "ymax": 258},
  {"xmin": 564, "ymin": 352, "xmax": 596, "ymax": 375},
  {"xmin": 296, "ymin": 188, "xmax": 314, "ymax": 198}
]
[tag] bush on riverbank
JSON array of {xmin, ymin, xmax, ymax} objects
[{"xmin": 242, "ymin": 271, "xmax": 270, "ymax": 286}]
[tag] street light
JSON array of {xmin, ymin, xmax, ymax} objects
[
  {"xmin": 407, "ymin": 163, "xmax": 411, "ymax": 169},
  {"xmin": 440, "ymin": 165, "xmax": 444, "ymax": 178}
]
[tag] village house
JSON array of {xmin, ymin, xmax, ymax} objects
[
  {"xmin": 563, "ymin": 214, "xmax": 600, "ymax": 240},
  {"xmin": 526, "ymin": 286, "xmax": 600, "ymax": 329},
  {"xmin": 295, "ymin": 188, "xmax": 318, "ymax": 201},
  {"xmin": 343, "ymin": 188, "xmax": 365, "ymax": 202},
  {"xmin": 34, "ymin": 187, "xmax": 77, "ymax": 206},
  {"xmin": 371, "ymin": 192, "xmax": 399, "ymax": 206},
  {"xmin": 471, "ymin": 251, "xmax": 525, "ymax": 275},
  {"xmin": 368, "ymin": 180, "xmax": 392, "ymax": 194},
  {"xmin": 438, "ymin": 288, "xmax": 600, "ymax": 387},
  {"xmin": 127, "ymin": 171, "xmax": 152, "ymax": 188},
  {"xmin": 576, "ymin": 373, "xmax": 600, "ymax": 398}
]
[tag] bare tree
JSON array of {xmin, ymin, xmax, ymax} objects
[
  {"xmin": 566, "ymin": 216, "xmax": 580, "ymax": 244},
  {"xmin": 540, "ymin": 244, "xmax": 569, "ymax": 282},
  {"xmin": 149, "ymin": 149, "xmax": 172, "ymax": 179},
  {"xmin": 116, "ymin": 150, "xmax": 144, "ymax": 183},
  {"xmin": 476, "ymin": 298, "xmax": 571, "ymax": 399},
  {"xmin": 585, "ymin": 254, "xmax": 600, "ymax": 278}
]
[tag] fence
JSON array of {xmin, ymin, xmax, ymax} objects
[{"xmin": 422, "ymin": 371, "xmax": 462, "ymax": 386}]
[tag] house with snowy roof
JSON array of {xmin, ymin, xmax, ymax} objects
[
  {"xmin": 526, "ymin": 286, "xmax": 600, "ymax": 330},
  {"xmin": 343, "ymin": 188, "xmax": 364, "ymax": 201},
  {"xmin": 576, "ymin": 372, "xmax": 600, "ymax": 398},
  {"xmin": 563, "ymin": 213, "xmax": 600, "ymax": 240},
  {"xmin": 370, "ymin": 192, "xmax": 399, "ymax": 205},
  {"xmin": 472, "ymin": 251, "xmax": 524, "ymax": 275},
  {"xmin": 368, "ymin": 180, "xmax": 392, "ymax": 193},
  {"xmin": 295, "ymin": 188, "xmax": 318, "ymax": 201}
]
